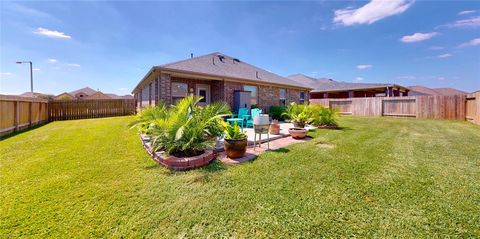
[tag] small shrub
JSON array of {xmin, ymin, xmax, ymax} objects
[
  {"xmin": 310, "ymin": 106, "xmax": 339, "ymax": 127},
  {"xmin": 269, "ymin": 106, "xmax": 287, "ymax": 121}
]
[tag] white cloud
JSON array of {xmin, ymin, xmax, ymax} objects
[
  {"xmin": 429, "ymin": 46, "xmax": 444, "ymax": 50},
  {"xmin": 446, "ymin": 16, "xmax": 480, "ymax": 28},
  {"xmin": 458, "ymin": 10, "xmax": 476, "ymax": 15},
  {"xmin": 356, "ymin": 64, "xmax": 373, "ymax": 69},
  {"xmin": 437, "ymin": 53, "xmax": 452, "ymax": 58},
  {"xmin": 333, "ymin": 0, "xmax": 414, "ymax": 26},
  {"xmin": 458, "ymin": 38, "xmax": 480, "ymax": 48},
  {"xmin": 33, "ymin": 68, "xmax": 40, "ymax": 71},
  {"xmin": 65, "ymin": 63, "xmax": 81, "ymax": 67},
  {"xmin": 0, "ymin": 72, "xmax": 14, "ymax": 76},
  {"xmin": 397, "ymin": 75, "xmax": 416, "ymax": 80},
  {"xmin": 401, "ymin": 32, "xmax": 438, "ymax": 43},
  {"xmin": 354, "ymin": 77, "xmax": 365, "ymax": 81},
  {"xmin": 48, "ymin": 58, "xmax": 58, "ymax": 63},
  {"xmin": 33, "ymin": 27, "xmax": 71, "ymax": 39}
]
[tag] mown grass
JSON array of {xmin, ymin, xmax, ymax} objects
[{"xmin": 1, "ymin": 116, "xmax": 479, "ymax": 238}]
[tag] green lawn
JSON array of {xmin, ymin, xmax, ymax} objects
[{"xmin": 1, "ymin": 116, "xmax": 479, "ymax": 238}]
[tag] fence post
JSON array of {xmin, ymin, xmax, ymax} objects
[
  {"xmin": 28, "ymin": 101, "xmax": 32, "ymax": 126},
  {"xmin": 14, "ymin": 101, "xmax": 19, "ymax": 131}
]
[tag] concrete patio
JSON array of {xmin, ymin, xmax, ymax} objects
[{"xmin": 215, "ymin": 122, "xmax": 316, "ymax": 150}]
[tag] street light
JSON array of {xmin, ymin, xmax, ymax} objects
[{"xmin": 16, "ymin": 61, "xmax": 34, "ymax": 94}]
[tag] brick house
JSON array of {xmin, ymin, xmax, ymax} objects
[
  {"xmin": 54, "ymin": 87, "xmax": 134, "ymax": 100},
  {"xmin": 132, "ymin": 52, "xmax": 311, "ymax": 112},
  {"xmin": 288, "ymin": 74, "xmax": 409, "ymax": 99}
]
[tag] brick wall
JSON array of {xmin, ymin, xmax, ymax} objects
[
  {"xmin": 223, "ymin": 81, "xmax": 243, "ymax": 109},
  {"xmin": 159, "ymin": 73, "xmax": 172, "ymax": 105},
  {"xmin": 258, "ymin": 85, "xmax": 281, "ymax": 112},
  {"xmin": 211, "ymin": 80, "xmax": 224, "ymax": 103},
  {"xmin": 141, "ymin": 72, "xmax": 310, "ymax": 111}
]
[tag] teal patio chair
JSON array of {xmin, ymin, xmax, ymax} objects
[
  {"xmin": 238, "ymin": 107, "xmax": 250, "ymax": 122},
  {"xmin": 246, "ymin": 108, "xmax": 262, "ymax": 128}
]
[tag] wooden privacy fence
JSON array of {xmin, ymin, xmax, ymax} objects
[
  {"xmin": 0, "ymin": 95, "xmax": 136, "ymax": 136},
  {"xmin": 311, "ymin": 94, "xmax": 480, "ymax": 124},
  {"xmin": 466, "ymin": 92, "xmax": 480, "ymax": 125},
  {"xmin": 0, "ymin": 95, "xmax": 49, "ymax": 136},
  {"xmin": 49, "ymin": 99, "xmax": 135, "ymax": 121}
]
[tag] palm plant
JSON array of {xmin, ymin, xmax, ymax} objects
[
  {"xmin": 129, "ymin": 103, "xmax": 167, "ymax": 133},
  {"xmin": 137, "ymin": 96, "xmax": 231, "ymax": 157}
]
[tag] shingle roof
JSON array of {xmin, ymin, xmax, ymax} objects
[
  {"xmin": 287, "ymin": 74, "xmax": 336, "ymax": 88},
  {"xmin": 154, "ymin": 52, "xmax": 310, "ymax": 90},
  {"xmin": 69, "ymin": 87, "xmax": 97, "ymax": 96},
  {"xmin": 408, "ymin": 85, "xmax": 467, "ymax": 96},
  {"xmin": 287, "ymin": 74, "xmax": 405, "ymax": 92}
]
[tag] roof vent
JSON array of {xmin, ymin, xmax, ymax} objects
[
  {"xmin": 233, "ymin": 58, "xmax": 240, "ymax": 63},
  {"xmin": 217, "ymin": 55, "xmax": 225, "ymax": 62},
  {"xmin": 256, "ymin": 71, "xmax": 259, "ymax": 79}
]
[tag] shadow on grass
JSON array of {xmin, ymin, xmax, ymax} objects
[
  {"xmin": 202, "ymin": 160, "xmax": 227, "ymax": 172},
  {"xmin": 0, "ymin": 123, "xmax": 48, "ymax": 141},
  {"xmin": 270, "ymin": 148, "xmax": 290, "ymax": 153}
]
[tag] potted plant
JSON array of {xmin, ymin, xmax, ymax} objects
[
  {"xmin": 282, "ymin": 103, "xmax": 313, "ymax": 139},
  {"xmin": 269, "ymin": 119, "xmax": 280, "ymax": 135},
  {"xmin": 223, "ymin": 122, "xmax": 248, "ymax": 158},
  {"xmin": 288, "ymin": 127, "xmax": 308, "ymax": 139},
  {"xmin": 282, "ymin": 103, "xmax": 312, "ymax": 128}
]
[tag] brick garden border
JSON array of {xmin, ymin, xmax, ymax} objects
[{"xmin": 140, "ymin": 135, "xmax": 215, "ymax": 170}]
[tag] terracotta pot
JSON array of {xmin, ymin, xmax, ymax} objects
[
  {"xmin": 224, "ymin": 137, "xmax": 248, "ymax": 159},
  {"xmin": 289, "ymin": 128, "xmax": 307, "ymax": 139},
  {"xmin": 293, "ymin": 121, "xmax": 305, "ymax": 128},
  {"xmin": 269, "ymin": 120, "xmax": 280, "ymax": 135}
]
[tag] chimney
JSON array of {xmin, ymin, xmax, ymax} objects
[
  {"xmin": 212, "ymin": 56, "xmax": 215, "ymax": 65},
  {"xmin": 256, "ymin": 71, "xmax": 258, "ymax": 78},
  {"xmin": 190, "ymin": 53, "xmax": 193, "ymax": 58}
]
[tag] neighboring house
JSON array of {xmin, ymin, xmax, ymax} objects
[
  {"xmin": 19, "ymin": 92, "xmax": 54, "ymax": 100},
  {"xmin": 288, "ymin": 74, "xmax": 409, "ymax": 99},
  {"xmin": 54, "ymin": 92, "xmax": 75, "ymax": 100},
  {"xmin": 132, "ymin": 52, "xmax": 311, "ymax": 112},
  {"xmin": 408, "ymin": 85, "xmax": 467, "ymax": 96},
  {"xmin": 105, "ymin": 94, "xmax": 134, "ymax": 99},
  {"xmin": 54, "ymin": 87, "xmax": 133, "ymax": 100},
  {"xmin": 86, "ymin": 91, "xmax": 111, "ymax": 99}
]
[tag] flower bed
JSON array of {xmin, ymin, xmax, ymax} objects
[{"xmin": 140, "ymin": 135, "xmax": 215, "ymax": 170}]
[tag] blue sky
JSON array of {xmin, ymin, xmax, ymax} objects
[{"xmin": 1, "ymin": 0, "xmax": 479, "ymax": 95}]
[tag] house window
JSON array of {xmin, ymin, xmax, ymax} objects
[
  {"xmin": 141, "ymin": 87, "xmax": 149, "ymax": 107},
  {"xmin": 300, "ymin": 92, "xmax": 305, "ymax": 104},
  {"xmin": 279, "ymin": 89, "xmax": 286, "ymax": 106},
  {"xmin": 243, "ymin": 85, "xmax": 258, "ymax": 105},
  {"xmin": 172, "ymin": 82, "xmax": 188, "ymax": 104}
]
